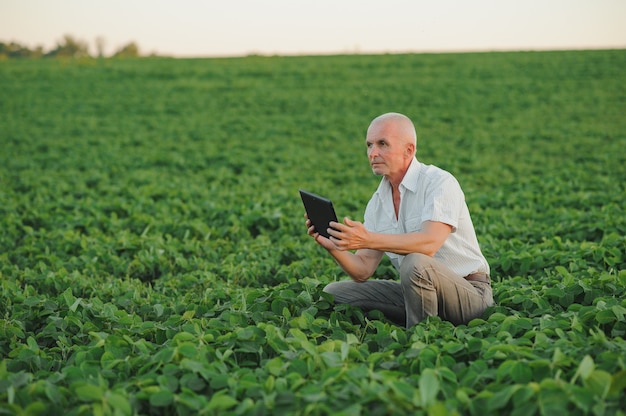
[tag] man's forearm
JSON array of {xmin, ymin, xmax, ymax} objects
[
  {"xmin": 365, "ymin": 222, "xmax": 452, "ymax": 257},
  {"xmin": 327, "ymin": 249, "xmax": 376, "ymax": 282},
  {"xmin": 368, "ymin": 232, "xmax": 438, "ymax": 257}
]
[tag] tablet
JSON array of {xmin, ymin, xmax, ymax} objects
[{"xmin": 299, "ymin": 189, "xmax": 338, "ymax": 239}]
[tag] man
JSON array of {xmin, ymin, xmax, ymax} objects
[{"xmin": 306, "ymin": 112, "xmax": 493, "ymax": 328}]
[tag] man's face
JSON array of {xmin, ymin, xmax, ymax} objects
[{"xmin": 365, "ymin": 122, "xmax": 411, "ymax": 178}]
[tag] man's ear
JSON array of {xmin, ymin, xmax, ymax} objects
[{"xmin": 406, "ymin": 143, "xmax": 415, "ymax": 157}]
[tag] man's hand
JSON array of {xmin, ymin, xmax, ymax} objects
[
  {"xmin": 305, "ymin": 213, "xmax": 384, "ymax": 281},
  {"xmin": 305, "ymin": 214, "xmax": 340, "ymax": 251},
  {"xmin": 327, "ymin": 217, "xmax": 370, "ymax": 251}
]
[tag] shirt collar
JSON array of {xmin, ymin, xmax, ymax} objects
[
  {"xmin": 374, "ymin": 157, "xmax": 421, "ymax": 197},
  {"xmin": 400, "ymin": 157, "xmax": 421, "ymax": 193}
]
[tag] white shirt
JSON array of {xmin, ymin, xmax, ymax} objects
[{"xmin": 363, "ymin": 158, "xmax": 490, "ymax": 278}]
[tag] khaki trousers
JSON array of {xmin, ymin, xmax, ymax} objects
[{"xmin": 323, "ymin": 253, "xmax": 494, "ymax": 328}]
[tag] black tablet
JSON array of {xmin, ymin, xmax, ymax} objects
[{"xmin": 299, "ymin": 189, "xmax": 338, "ymax": 239}]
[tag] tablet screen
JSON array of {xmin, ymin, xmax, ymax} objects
[{"xmin": 299, "ymin": 190, "xmax": 338, "ymax": 239}]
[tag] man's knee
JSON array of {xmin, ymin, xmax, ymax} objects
[
  {"xmin": 322, "ymin": 281, "xmax": 340, "ymax": 295},
  {"xmin": 399, "ymin": 253, "xmax": 432, "ymax": 283},
  {"xmin": 322, "ymin": 281, "xmax": 353, "ymax": 302}
]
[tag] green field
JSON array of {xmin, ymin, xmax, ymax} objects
[{"xmin": 1, "ymin": 50, "xmax": 625, "ymax": 415}]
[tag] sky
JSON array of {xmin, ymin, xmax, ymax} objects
[{"xmin": 1, "ymin": 0, "xmax": 625, "ymax": 57}]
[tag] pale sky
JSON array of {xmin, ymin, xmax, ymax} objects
[{"xmin": 1, "ymin": 0, "xmax": 625, "ymax": 57}]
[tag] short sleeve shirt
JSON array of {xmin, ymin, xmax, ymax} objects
[{"xmin": 363, "ymin": 158, "xmax": 490, "ymax": 277}]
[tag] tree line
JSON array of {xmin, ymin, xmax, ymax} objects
[{"xmin": 0, "ymin": 35, "xmax": 141, "ymax": 59}]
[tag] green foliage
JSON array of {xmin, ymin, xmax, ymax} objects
[{"xmin": 1, "ymin": 50, "xmax": 625, "ymax": 414}]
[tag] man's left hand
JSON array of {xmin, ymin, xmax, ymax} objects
[{"xmin": 327, "ymin": 217, "xmax": 370, "ymax": 251}]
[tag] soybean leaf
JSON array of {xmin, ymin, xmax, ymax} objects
[{"xmin": 419, "ymin": 368, "xmax": 440, "ymax": 407}]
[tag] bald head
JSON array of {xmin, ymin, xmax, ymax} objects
[
  {"xmin": 365, "ymin": 113, "xmax": 417, "ymax": 183},
  {"xmin": 367, "ymin": 113, "xmax": 417, "ymax": 154}
]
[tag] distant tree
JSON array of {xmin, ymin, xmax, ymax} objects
[
  {"xmin": 0, "ymin": 37, "xmax": 143, "ymax": 59},
  {"xmin": 0, "ymin": 41, "xmax": 43, "ymax": 58},
  {"xmin": 31, "ymin": 46, "xmax": 44, "ymax": 58},
  {"xmin": 113, "ymin": 42, "xmax": 140, "ymax": 58},
  {"xmin": 45, "ymin": 34, "xmax": 90, "ymax": 58},
  {"xmin": 95, "ymin": 36, "xmax": 106, "ymax": 58}
]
